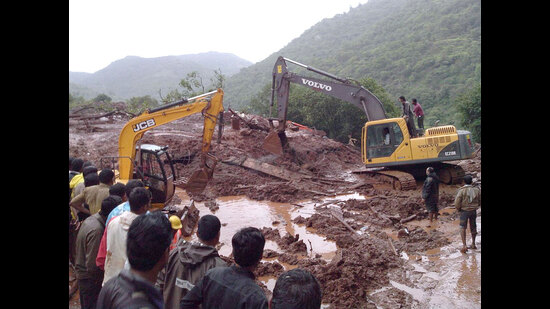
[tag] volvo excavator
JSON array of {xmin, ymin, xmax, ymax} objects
[
  {"xmin": 263, "ymin": 56, "xmax": 475, "ymax": 190},
  {"xmin": 101, "ymin": 88, "xmax": 224, "ymax": 210}
]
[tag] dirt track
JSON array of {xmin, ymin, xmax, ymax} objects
[{"xmin": 69, "ymin": 111, "xmax": 481, "ymax": 308}]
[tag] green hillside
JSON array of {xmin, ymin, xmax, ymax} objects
[{"xmin": 224, "ymin": 0, "xmax": 481, "ymax": 127}]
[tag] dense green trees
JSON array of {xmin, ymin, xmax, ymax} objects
[{"xmin": 456, "ymin": 83, "xmax": 481, "ymax": 143}]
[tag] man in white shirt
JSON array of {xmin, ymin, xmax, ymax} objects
[{"xmin": 102, "ymin": 187, "xmax": 152, "ymax": 285}]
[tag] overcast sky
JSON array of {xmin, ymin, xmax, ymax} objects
[{"xmin": 69, "ymin": 0, "xmax": 369, "ymax": 73}]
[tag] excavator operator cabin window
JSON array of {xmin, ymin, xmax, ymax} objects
[
  {"xmin": 366, "ymin": 123, "xmax": 401, "ymax": 159},
  {"xmin": 141, "ymin": 151, "xmax": 167, "ymax": 204},
  {"xmin": 141, "ymin": 152, "xmax": 163, "ymax": 180},
  {"xmin": 392, "ymin": 123, "xmax": 403, "ymax": 145},
  {"xmin": 158, "ymin": 152, "xmax": 174, "ymax": 181}
]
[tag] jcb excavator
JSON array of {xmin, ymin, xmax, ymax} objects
[
  {"xmin": 263, "ymin": 56, "xmax": 475, "ymax": 190},
  {"xmin": 102, "ymin": 88, "xmax": 224, "ymax": 209}
]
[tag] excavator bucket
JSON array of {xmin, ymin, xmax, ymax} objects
[
  {"xmin": 263, "ymin": 129, "xmax": 290, "ymax": 156},
  {"xmin": 180, "ymin": 153, "xmax": 218, "ymax": 195},
  {"xmin": 262, "ymin": 130, "xmax": 284, "ymax": 155},
  {"xmin": 185, "ymin": 169, "xmax": 210, "ymax": 194}
]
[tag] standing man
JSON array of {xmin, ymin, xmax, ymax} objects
[
  {"xmin": 399, "ymin": 96, "xmax": 417, "ymax": 138},
  {"xmin": 102, "ymin": 187, "xmax": 152, "ymax": 285},
  {"xmin": 106, "ymin": 179, "xmax": 145, "ymax": 224},
  {"xmin": 181, "ymin": 227, "xmax": 268, "ymax": 309},
  {"xmin": 75, "ymin": 195, "xmax": 122, "ymax": 309},
  {"xmin": 454, "ymin": 175, "xmax": 481, "ymax": 253},
  {"xmin": 69, "ymin": 158, "xmax": 85, "ymax": 202},
  {"xmin": 97, "ymin": 211, "xmax": 172, "ymax": 309},
  {"xmin": 421, "ymin": 167, "xmax": 440, "ymax": 224},
  {"xmin": 157, "ymin": 215, "xmax": 227, "ymax": 309},
  {"xmin": 70, "ymin": 169, "xmax": 115, "ymax": 216},
  {"xmin": 96, "ymin": 179, "xmax": 146, "ymax": 272},
  {"xmin": 411, "ymin": 98, "xmax": 424, "ymax": 135}
]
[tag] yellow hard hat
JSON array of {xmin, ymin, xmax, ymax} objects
[{"xmin": 169, "ymin": 215, "xmax": 183, "ymax": 230}]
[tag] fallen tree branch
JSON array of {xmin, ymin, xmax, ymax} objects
[
  {"xmin": 69, "ymin": 110, "xmax": 116, "ymax": 120},
  {"xmin": 400, "ymin": 214, "xmax": 417, "ymax": 224}
]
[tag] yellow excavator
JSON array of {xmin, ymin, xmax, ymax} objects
[
  {"xmin": 102, "ymin": 88, "xmax": 224, "ymax": 209},
  {"xmin": 264, "ymin": 57, "xmax": 475, "ymax": 190}
]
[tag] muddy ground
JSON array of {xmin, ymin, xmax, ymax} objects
[{"xmin": 69, "ymin": 111, "xmax": 482, "ymax": 308}]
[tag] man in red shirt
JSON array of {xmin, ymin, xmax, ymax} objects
[{"xmin": 411, "ymin": 98, "xmax": 425, "ymax": 135}]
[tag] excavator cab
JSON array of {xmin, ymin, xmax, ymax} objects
[
  {"xmin": 112, "ymin": 89, "xmax": 225, "ymax": 207},
  {"xmin": 362, "ymin": 118, "xmax": 412, "ymax": 166},
  {"xmin": 134, "ymin": 144, "xmax": 176, "ymax": 209},
  {"xmin": 364, "ymin": 121, "xmax": 405, "ymax": 160}
]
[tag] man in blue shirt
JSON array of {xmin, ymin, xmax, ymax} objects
[{"xmin": 106, "ymin": 179, "xmax": 145, "ymax": 224}]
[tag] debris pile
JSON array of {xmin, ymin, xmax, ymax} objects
[{"xmin": 69, "ymin": 110, "xmax": 482, "ymax": 308}]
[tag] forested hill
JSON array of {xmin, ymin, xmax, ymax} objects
[
  {"xmin": 224, "ymin": 0, "xmax": 481, "ymax": 126},
  {"xmin": 69, "ymin": 52, "xmax": 252, "ymax": 101}
]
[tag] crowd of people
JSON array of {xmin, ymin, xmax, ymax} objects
[{"xmin": 69, "ymin": 156, "xmax": 323, "ymax": 309}]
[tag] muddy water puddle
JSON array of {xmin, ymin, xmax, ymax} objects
[{"xmin": 174, "ymin": 189, "xmax": 363, "ymax": 259}]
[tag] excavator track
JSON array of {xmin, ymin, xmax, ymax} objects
[
  {"xmin": 357, "ymin": 169, "xmax": 417, "ymax": 191},
  {"xmin": 437, "ymin": 163, "xmax": 465, "ymax": 185},
  {"xmin": 376, "ymin": 170, "xmax": 417, "ymax": 190}
]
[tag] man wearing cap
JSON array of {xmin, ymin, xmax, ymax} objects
[{"xmin": 168, "ymin": 215, "xmax": 183, "ymax": 251}]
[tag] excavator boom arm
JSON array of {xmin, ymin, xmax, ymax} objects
[
  {"xmin": 271, "ymin": 56, "xmax": 386, "ymax": 131},
  {"xmin": 117, "ymin": 89, "xmax": 224, "ymax": 180}
]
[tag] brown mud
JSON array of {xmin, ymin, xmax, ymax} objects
[{"xmin": 69, "ymin": 111, "xmax": 481, "ymax": 308}]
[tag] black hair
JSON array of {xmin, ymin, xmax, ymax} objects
[
  {"xmin": 84, "ymin": 173, "xmax": 99, "ymax": 187},
  {"xmin": 197, "ymin": 215, "xmax": 221, "ymax": 242},
  {"xmin": 109, "ymin": 182, "xmax": 126, "ymax": 199},
  {"xmin": 427, "ymin": 166, "xmax": 434, "ymax": 173},
  {"xmin": 98, "ymin": 169, "xmax": 115, "ymax": 184},
  {"xmin": 100, "ymin": 195, "xmax": 123, "ymax": 217},
  {"xmin": 231, "ymin": 227, "xmax": 265, "ymax": 267},
  {"xmin": 126, "ymin": 211, "xmax": 172, "ymax": 271},
  {"xmin": 412, "ymin": 98, "xmax": 417, "ymax": 103},
  {"xmin": 399, "ymin": 96, "xmax": 406, "ymax": 101},
  {"xmin": 71, "ymin": 158, "xmax": 84, "ymax": 172},
  {"xmin": 124, "ymin": 179, "xmax": 145, "ymax": 197},
  {"xmin": 463, "ymin": 175, "xmax": 473, "ymax": 184},
  {"xmin": 128, "ymin": 187, "xmax": 151, "ymax": 212},
  {"xmin": 82, "ymin": 165, "xmax": 98, "ymax": 177},
  {"xmin": 271, "ymin": 268, "xmax": 322, "ymax": 309}
]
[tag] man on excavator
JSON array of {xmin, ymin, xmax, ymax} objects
[{"xmin": 399, "ymin": 96, "xmax": 417, "ymax": 138}]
